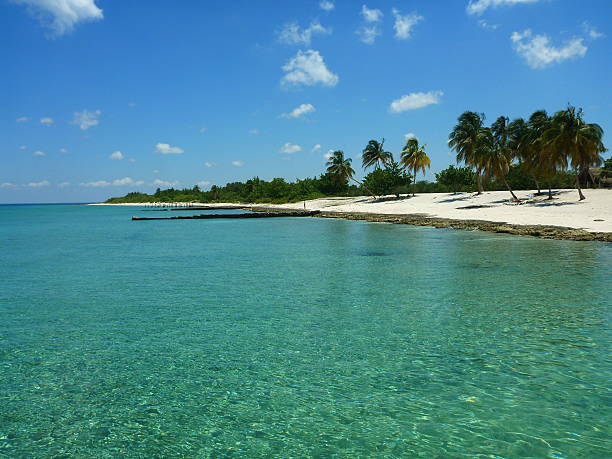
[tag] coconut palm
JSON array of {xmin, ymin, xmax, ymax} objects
[
  {"xmin": 508, "ymin": 117, "xmax": 542, "ymax": 194},
  {"xmin": 326, "ymin": 150, "xmax": 377, "ymax": 198},
  {"xmin": 401, "ymin": 138, "xmax": 431, "ymax": 196},
  {"xmin": 362, "ymin": 139, "xmax": 392, "ymax": 170},
  {"xmin": 527, "ymin": 110, "xmax": 563, "ymax": 199},
  {"xmin": 448, "ymin": 111, "xmax": 488, "ymax": 194},
  {"xmin": 479, "ymin": 127, "xmax": 518, "ymax": 200},
  {"xmin": 542, "ymin": 106, "xmax": 606, "ymax": 200}
]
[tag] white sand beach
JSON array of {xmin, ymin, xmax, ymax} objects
[
  {"xmin": 273, "ymin": 189, "xmax": 612, "ymax": 233},
  {"xmin": 91, "ymin": 189, "xmax": 612, "ymax": 233}
]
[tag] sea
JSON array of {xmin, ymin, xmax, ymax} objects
[{"xmin": 1, "ymin": 204, "xmax": 610, "ymax": 457}]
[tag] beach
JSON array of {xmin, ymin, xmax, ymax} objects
[{"xmin": 92, "ymin": 188, "xmax": 612, "ymax": 235}]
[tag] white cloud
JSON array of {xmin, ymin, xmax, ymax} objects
[
  {"xmin": 15, "ymin": 0, "xmax": 103, "ymax": 35},
  {"xmin": 404, "ymin": 133, "xmax": 417, "ymax": 140},
  {"xmin": 320, "ymin": 1, "xmax": 334, "ymax": 11},
  {"xmin": 324, "ymin": 150, "xmax": 334, "ymax": 160},
  {"xmin": 16, "ymin": 116, "xmax": 29, "ymax": 123},
  {"xmin": 311, "ymin": 144, "xmax": 321, "ymax": 152},
  {"xmin": 281, "ymin": 50, "xmax": 339, "ymax": 87},
  {"xmin": 281, "ymin": 103, "xmax": 315, "ymax": 119},
  {"xmin": 80, "ymin": 180, "xmax": 110, "ymax": 187},
  {"xmin": 58, "ymin": 181, "xmax": 70, "ymax": 187},
  {"xmin": 153, "ymin": 179, "xmax": 179, "ymax": 187},
  {"xmin": 1, "ymin": 182, "xmax": 17, "ymax": 188},
  {"xmin": 361, "ymin": 5, "xmax": 383, "ymax": 23},
  {"xmin": 19, "ymin": 146, "xmax": 27, "ymax": 150},
  {"xmin": 478, "ymin": 20, "xmax": 499, "ymax": 30},
  {"xmin": 232, "ymin": 161, "xmax": 244, "ymax": 167},
  {"xmin": 72, "ymin": 109, "xmax": 101, "ymax": 130},
  {"xmin": 26, "ymin": 180, "xmax": 50, "ymax": 187},
  {"xmin": 59, "ymin": 148, "xmax": 68, "ymax": 153},
  {"xmin": 109, "ymin": 151, "xmax": 124, "ymax": 160},
  {"xmin": 155, "ymin": 143, "xmax": 184, "ymax": 154},
  {"xmin": 467, "ymin": 0, "xmax": 540, "ymax": 15},
  {"xmin": 279, "ymin": 143, "xmax": 302, "ymax": 154},
  {"xmin": 40, "ymin": 117, "xmax": 54, "ymax": 126},
  {"xmin": 152, "ymin": 169, "xmax": 160, "ymax": 174},
  {"xmin": 112, "ymin": 177, "xmax": 134, "ymax": 186},
  {"xmin": 197, "ymin": 181, "xmax": 211, "ymax": 187},
  {"xmin": 203, "ymin": 162, "xmax": 215, "ymax": 167},
  {"xmin": 357, "ymin": 26, "xmax": 380, "ymax": 45},
  {"xmin": 135, "ymin": 180, "xmax": 144, "ymax": 185},
  {"xmin": 34, "ymin": 150, "xmax": 46, "ymax": 156},
  {"xmin": 392, "ymin": 9, "xmax": 423, "ymax": 40},
  {"xmin": 582, "ymin": 22, "xmax": 604, "ymax": 40},
  {"xmin": 248, "ymin": 129, "xmax": 259, "ymax": 135},
  {"xmin": 390, "ymin": 90, "xmax": 443, "ymax": 113},
  {"xmin": 511, "ymin": 29, "xmax": 587, "ymax": 69},
  {"xmin": 278, "ymin": 21, "xmax": 331, "ymax": 46}
]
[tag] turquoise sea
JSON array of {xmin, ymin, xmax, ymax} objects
[{"xmin": 1, "ymin": 204, "xmax": 610, "ymax": 458}]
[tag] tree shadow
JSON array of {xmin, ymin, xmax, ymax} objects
[{"xmin": 437, "ymin": 193, "xmax": 476, "ymax": 203}]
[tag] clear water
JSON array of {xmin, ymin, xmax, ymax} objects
[{"xmin": 1, "ymin": 204, "xmax": 610, "ymax": 458}]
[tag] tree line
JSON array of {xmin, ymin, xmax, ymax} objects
[{"xmin": 106, "ymin": 105, "xmax": 607, "ymax": 204}]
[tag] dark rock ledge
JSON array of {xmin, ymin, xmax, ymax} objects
[{"xmin": 314, "ymin": 211, "xmax": 612, "ymax": 243}]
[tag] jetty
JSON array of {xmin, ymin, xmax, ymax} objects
[{"xmin": 132, "ymin": 210, "xmax": 320, "ymax": 221}]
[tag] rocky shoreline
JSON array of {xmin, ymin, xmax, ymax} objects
[{"xmin": 313, "ymin": 211, "xmax": 612, "ymax": 242}]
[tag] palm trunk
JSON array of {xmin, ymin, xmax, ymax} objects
[
  {"xmin": 503, "ymin": 177, "xmax": 518, "ymax": 200},
  {"xmin": 576, "ymin": 176, "xmax": 586, "ymax": 201},
  {"xmin": 413, "ymin": 167, "xmax": 417, "ymax": 197},
  {"xmin": 547, "ymin": 182, "xmax": 553, "ymax": 200},
  {"xmin": 351, "ymin": 177, "xmax": 376, "ymax": 199},
  {"xmin": 476, "ymin": 170, "xmax": 484, "ymax": 194}
]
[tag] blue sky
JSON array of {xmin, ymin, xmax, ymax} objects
[{"xmin": 2, "ymin": 0, "xmax": 610, "ymax": 203}]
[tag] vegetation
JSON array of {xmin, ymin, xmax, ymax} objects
[{"xmin": 107, "ymin": 105, "xmax": 607, "ymax": 204}]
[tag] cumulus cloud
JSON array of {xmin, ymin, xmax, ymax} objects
[
  {"xmin": 320, "ymin": 1, "xmax": 334, "ymax": 11},
  {"xmin": 390, "ymin": 90, "xmax": 443, "ymax": 113},
  {"xmin": 392, "ymin": 9, "xmax": 423, "ymax": 40},
  {"xmin": 71, "ymin": 109, "xmax": 101, "ymax": 130},
  {"xmin": 155, "ymin": 143, "xmax": 184, "ymax": 154},
  {"xmin": 26, "ymin": 180, "xmax": 50, "ymax": 187},
  {"xmin": 232, "ymin": 161, "xmax": 244, "ymax": 167},
  {"xmin": 357, "ymin": 26, "xmax": 380, "ymax": 45},
  {"xmin": 511, "ymin": 29, "xmax": 587, "ymax": 69},
  {"xmin": 19, "ymin": 146, "xmax": 28, "ymax": 150},
  {"xmin": 279, "ymin": 143, "xmax": 302, "ymax": 154},
  {"xmin": 16, "ymin": 116, "xmax": 29, "ymax": 123},
  {"xmin": 197, "ymin": 181, "xmax": 211, "ymax": 187},
  {"xmin": 281, "ymin": 50, "xmax": 339, "ymax": 87},
  {"xmin": 203, "ymin": 162, "xmax": 215, "ymax": 167},
  {"xmin": 278, "ymin": 20, "xmax": 331, "ymax": 46},
  {"xmin": 1, "ymin": 182, "xmax": 17, "ymax": 188},
  {"xmin": 81, "ymin": 180, "xmax": 110, "ymax": 187},
  {"xmin": 281, "ymin": 103, "xmax": 315, "ymax": 119},
  {"xmin": 15, "ymin": 0, "xmax": 103, "ymax": 36},
  {"xmin": 112, "ymin": 177, "xmax": 135, "ymax": 186},
  {"xmin": 153, "ymin": 179, "xmax": 179, "ymax": 187},
  {"xmin": 467, "ymin": 0, "xmax": 540, "ymax": 15},
  {"xmin": 40, "ymin": 117, "xmax": 54, "ymax": 126},
  {"xmin": 324, "ymin": 150, "xmax": 334, "ymax": 160},
  {"xmin": 582, "ymin": 22, "xmax": 604, "ymax": 40},
  {"xmin": 34, "ymin": 150, "xmax": 46, "ymax": 156},
  {"xmin": 361, "ymin": 5, "xmax": 383, "ymax": 22},
  {"xmin": 404, "ymin": 133, "xmax": 417, "ymax": 140},
  {"xmin": 311, "ymin": 144, "xmax": 321, "ymax": 152},
  {"xmin": 109, "ymin": 151, "xmax": 124, "ymax": 160},
  {"xmin": 59, "ymin": 148, "xmax": 68, "ymax": 153}
]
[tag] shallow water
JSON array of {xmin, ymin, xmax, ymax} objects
[{"xmin": 1, "ymin": 204, "xmax": 610, "ymax": 457}]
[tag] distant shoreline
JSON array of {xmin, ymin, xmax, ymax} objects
[{"xmin": 90, "ymin": 189, "xmax": 612, "ymax": 242}]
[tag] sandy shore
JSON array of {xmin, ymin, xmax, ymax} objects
[{"xmin": 269, "ymin": 189, "xmax": 612, "ymax": 234}]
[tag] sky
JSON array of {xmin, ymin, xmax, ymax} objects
[{"xmin": 1, "ymin": 0, "xmax": 611, "ymax": 203}]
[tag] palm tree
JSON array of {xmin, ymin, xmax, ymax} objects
[
  {"xmin": 448, "ymin": 111, "xmax": 488, "ymax": 194},
  {"xmin": 542, "ymin": 106, "xmax": 606, "ymax": 200},
  {"xmin": 527, "ymin": 110, "xmax": 562, "ymax": 199},
  {"xmin": 489, "ymin": 116, "xmax": 518, "ymax": 200},
  {"xmin": 326, "ymin": 150, "xmax": 377, "ymax": 198},
  {"xmin": 362, "ymin": 139, "xmax": 392, "ymax": 170},
  {"xmin": 508, "ymin": 117, "xmax": 542, "ymax": 194},
  {"xmin": 400, "ymin": 138, "xmax": 430, "ymax": 196}
]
